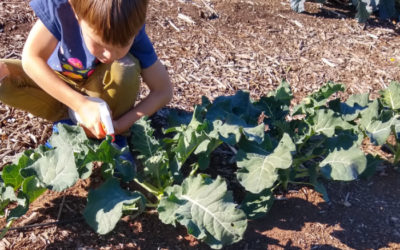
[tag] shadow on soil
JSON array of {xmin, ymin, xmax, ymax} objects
[
  {"xmin": 31, "ymin": 167, "xmax": 398, "ymax": 249},
  {"xmin": 28, "ymin": 195, "xmax": 211, "ymax": 249},
  {"xmin": 301, "ymin": 2, "xmax": 400, "ymax": 34},
  {"xmin": 228, "ymin": 167, "xmax": 400, "ymax": 250}
]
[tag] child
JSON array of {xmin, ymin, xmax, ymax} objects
[{"xmin": 0, "ymin": 0, "xmax": 173, "ymax": 140}]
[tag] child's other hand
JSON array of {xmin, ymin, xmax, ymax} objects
[
  {"xmin": 112, "ymin": 119, "xmax": 122, "ymax": 135},
  {"xmin": 77, "ymin": 100, "xmax": 105, "ymax": 139}
]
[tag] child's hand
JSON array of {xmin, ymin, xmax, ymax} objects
[{"xmin": 77, "ymin": 99, "xmax": 105, "ymax": 139}]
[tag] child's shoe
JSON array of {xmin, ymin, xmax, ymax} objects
[{"xmin": 113, "ymin": 134, "xmax": 135, "ymax": 165}]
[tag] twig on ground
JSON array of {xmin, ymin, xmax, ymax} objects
[
  {"xmin": 56, "ymin": 193, "xmax": 66, "ymax": 222},
  {"xmin": 200, "ymin": 0, "xmax": 218, "ymax": 16},
  {"xmin": 3, "ymin": 218, "xmax": 84, "ymax": 232}
]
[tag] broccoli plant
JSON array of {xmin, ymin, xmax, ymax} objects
[
  {"xmin": 291, "ymin": 0, "xmax": 400, "ymax": 23},
  {"xmin": 1, "ymin": 81, "xmax": 395, "ymax": 249}
]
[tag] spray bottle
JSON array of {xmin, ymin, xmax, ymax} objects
[{"xmin": 68, "ymin": 97, "xmax": 115, "ymax": 142}]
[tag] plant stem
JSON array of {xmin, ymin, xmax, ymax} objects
[
  {"xmin": 292, "ymin": 154, "xmax": 317, "ymax": 168},
  {"xmin": 294, "ymin": 172, "xmax": 310, "ymax": 179},
  {"xmin": 297, "ymin": 133, "xmax": 311, "ymax": 153},
  {"xmin": 385, "ymin": 143, "xmax": 396, "ymax": 155},
  {"xmin": 146, "ymin": 202, "xmax": 159, "ymax": 208},
  {"xmin": 271, "ymin": 182, "xmax": 281, "ymax": 192},
  {"xmin": 390, "ymin": 126, "xmax": 400, "ymax": 164},
  {"xmin": 0, "ymin": 220, "xmax": 13, "ymax": 239},
  {"xmin": 393, "ymin": 145, "xmax": 400, "ymax": 164},
  {"xmin": 288, "ymin": 181, "xmax": 313, "ymax": 186},
  {"xmin": 189, "ymin": 164, "xmax": 199, "ymax": 176},
  {"xmin": 133, "ymin": 178, "xmax": 161, "ymax": 197}
]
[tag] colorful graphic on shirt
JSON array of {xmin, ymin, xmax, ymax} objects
[
  {"xmin": 67, "ymin": 58, "xmax": 84, "ymax": 69},
  {"xmin": 57, "ymin": 47, "xmax": 98, "ymax": 79},
  {"xmin": 62, "ymin": 71, "xmax": 84, "ymax": 79},
  {"xmin": 77, "ymin": 69, "xmax": 89, "ymax": 74},
  {"xmin": 62, "ymin": 64, "xmax": 73, "ymax": 71},
  {"xmin": 87, "ymin": 69, "xmax": 95, "ymax": 77}
]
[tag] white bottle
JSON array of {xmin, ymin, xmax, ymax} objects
[{"xmin": 68, "ymin": 96, "xmax": 115, "ymax": 141}]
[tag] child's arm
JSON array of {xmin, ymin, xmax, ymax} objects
[
  {"xmin": 113, "ymin": 59, "xmax": 173, "ymax": 134},
  {"xmin": 22, "ymin": 20, "xmax": 104, "ymax": 138}
]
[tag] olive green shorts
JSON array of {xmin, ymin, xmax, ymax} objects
[{"xmin": 0, "ymin": 54, "xmax": 141, "ymax": 121}]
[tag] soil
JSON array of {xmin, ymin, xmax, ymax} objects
[{"xmin": 0, "ymin": 0, "xmax": 400, "ymax": 249}]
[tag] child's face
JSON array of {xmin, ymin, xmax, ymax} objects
[{"xmin": 79, "ymin": 19, "xmax": 134, "ymax": 64}]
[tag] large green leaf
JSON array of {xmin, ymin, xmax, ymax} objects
[
  {"xmin": 237, "ymin": 135, "xmax": 275, "ymax": 155},
  {"xmin": 2, "ymin": 164, "xmax": 24, "ymax": 191},
  {"xmin": 364, "ymin": 117, "xmax": 400, "ymax": 145},
  {"xmin": 236, "ymin": 133, "xmax": 295, "ymax": 193},
  {"xmin": 20, "ymin": 147, "xmax": 79, "ymax": 192},
  {"xmin": 21, "ymin": 176, "xmax": 46, "ymax": 203},
  {"xmin": 242, "ymin": 124, "xmax": 266, "ymax": 144},
  {"xmin": 310, "ymin": 109, "xmax": 353, "ymax": 137},
  {"xmin": 7, "ymin": 193, "xmax": 29, "ymax": 222},
  {"xmin": 212, "ymin": 118, "xmax": 265, "ymax": 145},
  {"xmin": 268, "ymin": 80, "xmax": 293, "ymax": 106},
  {"xmin": 92, "ymin": 138, "xmax": 125, "ymax": 164},
  {"xmin": 254, "ymin": 81, "xmax": 292, "ymax": 126},
  {"xmin": 2, "ymin": 148, "xmax": 47, "ymax": 190},
  {"xmin": 356, "ymin": 0, "xmax": 371, "ymax": 23},
  {"xmin": 142, "ymin": 150, "xmax": 172, "ymax": 189},
  {"xmin": 0, "ymin": 184, "xmax": 18, "ymax": 216},
  {"xmin": 165, "ymin": 109, "xmax": 215, "ymax": 170},
  {"xmin": 173, "ymin": 127, "xmax": 209, "ymax": 167},
  {"xmin": 206, "ymin": 90, "xmax": 261, "ymax": 126},
  {"xmin": 83, "ymin": 178, "xmax": 145, "ymax": 235},
  {"xmin": 360, "ymin": 154, "xmax": 383, "ymax": 179},
  {"xmin": 49, "ymin": 124, "xmax": 89, "ymax": 153},
  {"xmin": 330, "ymin": 93, "xmax": 369, "ymax": 121},
  {"xmin": 290, "ymin": 0, "xmax": 306, "ymax": 12},
  {"xmin": 130, "ymin": 117, "xmax": 160, "ymax": 157},
  {"xmin": 292, "ymin": 82, "xmax": 345, "ymax": 115},
  {"xmin": 213, "ymin": 120, "xmax": 242, "ymax": 145},
  {"xmin": 380, "ymin": 82, "xmax": 400, "ymax": 110},
  {"xmin": 359, "ymin": 99, "xmax": 380, "ymax": 129},
  {"xmin": 324, "ymin": 130, "xmax": 363, "ymax": 150},
  {"xmin": 158, "ymin": 175, "xmax": 247, "ymax": 249},
  {"xmin": 194, "ymin": 139, "xmax": 223, "ymax": 170},
  {"xmin": 319, "ymin": 146, "xmax": 367, "ymax": 181},
  {"xmin": 359, "ymin": 99, "xmax": 400, "ymax": 145}
]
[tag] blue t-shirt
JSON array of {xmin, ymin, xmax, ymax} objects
[{"xmin": 30, "ymin": 0, "xmax": 158, "ymax": 80}]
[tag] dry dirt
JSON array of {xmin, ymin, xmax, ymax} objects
[{"xmin": 0, "ymin": 0, "xmax": 400, "ymax": 249}]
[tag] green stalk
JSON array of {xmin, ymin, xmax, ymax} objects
[
  {"xmin": 0, "ymin": 220, "xmax": 13, "ymax": 239},
  {"xmin": 297, "ymin": 134, "xmax": 311, "ymax": 153},
  {"xmin": 288, "ymin": 181, "xmax": 313, "ymax": 186},
  {"xmin": 292, "ymin": 154, "xmax": 318, "ymax": 168},
  {"xmin": 189, "ymin": 164, "xmax": 199, "ymax": 176},
  {"xmin": 393, "ymin": 145, "xmax": 400, "ymax": 164},
  {"xmin": 133, "ymin": 178, "xmax": 162, "ymax": 198},
  {"xmin": 294, "ymin": 171, "xmax": 310, "ymax": 179},
  {"xmin": 271, "ymin": 181, "xmax": 282, "ymax": 192},
  {"xmin": 391, "ymin": 126, "xmax": 400, "ymax": 164},
  {"xmin": 145, "ymin": 202, "xmax": 159, "ymax": 208}
]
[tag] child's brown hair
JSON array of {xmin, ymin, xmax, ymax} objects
[{"xmin": 69, "ymin": 0, "xmax": 149, "ymax": 47}]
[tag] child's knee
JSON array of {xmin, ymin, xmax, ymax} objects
[
  {"xmin": 117, "ymin": 54, "xmax": 139, "ymax": 67},
  {"xmin": 115, "ymin": 54, "xmax": 141, "ymax": 77},
  {"xmin": 109, "ymin": 54, "xmax": 141, "ymax": 85}
]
